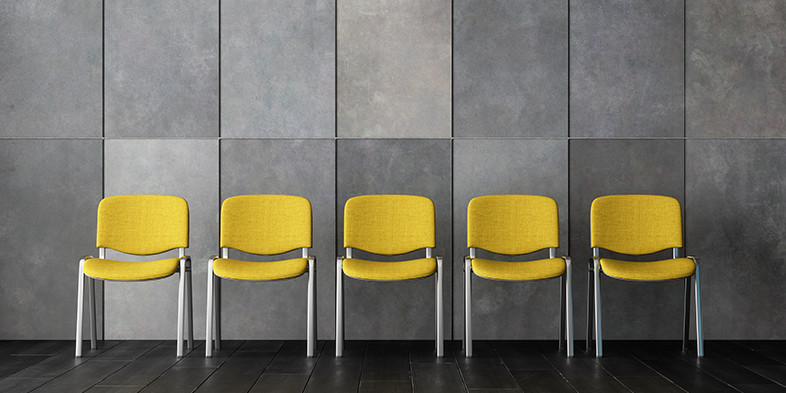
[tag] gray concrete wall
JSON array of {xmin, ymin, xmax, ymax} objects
[{"xmin": 1, "ymin": 0, "xmax": 785, "ymax": 341}]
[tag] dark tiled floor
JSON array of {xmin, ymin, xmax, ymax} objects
[{"xmin": 0, "ymin": 339, "xmax": 785, "ymax": 392}]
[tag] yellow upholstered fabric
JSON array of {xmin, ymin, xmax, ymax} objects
[
  {"xmin": 471, "ymin": 258, "xmax": 566, "ymax": 281},
  {"xmin": 213, "ymin": 258, "xmax": 308, "ymax": 281},
  {"xmin": 468, "ymin": 195, "xmax": 559, "ymax": 255},
  {"xmin": 591, "ymin": 195, "xmax": 682, "ymax": 255},
  {"xmin": 342, "ymin": 258, "xmax": 436, "ymax": 281},
  {"xmin": 97, "ymin": 195, "xmax": 189, "ymax": 255},
  {"xmin": 83, "ymin": 257, "xmax": 180, "ymax": 281},
  {"xmin": 344, "ymin": 195, "xmax": 435, "ymax": 255},
  {"xmin": 220, "ymin": 195, "xmax": 312, "ymax": 255},
  {"xmin": 600, "ymin": 258, "xmax": 695, "ymax": 281}
]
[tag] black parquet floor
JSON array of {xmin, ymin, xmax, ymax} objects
[{"xmin": 0, "ymin": 339, "xmax": 785, "ymax": 392}]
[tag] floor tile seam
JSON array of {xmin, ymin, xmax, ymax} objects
[
  {"xmin": 738, "ymin": 364, "xmax": 786, "ymax": 389},
  {"xmin": 617, "ymin": 347, "xmax": 689, "ymax": 393},
  {"xmin": 489, "ymin": 341, "xmax": 525, "ymax": 392},
  {"xmin": 281, "ymin": 340, "xmax": 319, "ymax": 393},
  {"xmin": 538, "ymin": 350, "xmax": 583, "ymax": 393},
  {"xmin": 689, "ymin": 356, "xmax": 776, "ymax": 389},
  {"xmin": 92, "ymin": 340, "xmax": 162, "ymax": 363},
  {"xmin": 156, "ymin": 340, "xmax": 245, "ymax": 392},
  {"xmin": 21, "ymin": 342, "xmax": 124, "ymax": 390},
  {"xmin": 636, "ymin": 355, "xmax": 743, "ymax": 392},
  {"xmin": 446, "ymin": 344, "xmax": 470, "ymax": 392}
]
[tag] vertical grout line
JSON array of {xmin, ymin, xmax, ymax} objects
[
  {"xmin": 449, "ymin": 0, "xmax": 454, "ymax": 342},
  {"xmin": 334, "ymin": 0, "xmax": 339, "ymax": 343},
  {"xmin": 100, "ymin": 0, "xmax": 106, "ymax": 341},
  {"xmin": 683, "ymin": 0, "xmax": 688, "ymax": 252},
  {"xmin": 566, "ymin": 0, "xmax": 571, "ymax": 259}
]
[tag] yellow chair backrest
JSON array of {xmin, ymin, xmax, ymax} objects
[
  {"xmin": 97, "ymin": 195, "xmax": 189, "ymax": 255},
  {"xmin": 220, "ymin": 195, "xmax": 312, "ymax": 255},
  {"xmin": 590, "ymin": 194, "xmax": 683, "ymax": 255},
  {"xmin": 344, "ymin": 194, "xmax": 435, "ymax": 255},
  {"xmin": 468, "ymin": 195, "xmax": 559, "ymax": 255}
]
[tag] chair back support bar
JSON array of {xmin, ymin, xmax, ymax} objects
[
  {"xmin": 220, "ymin": 195, "xmax": 312, "ymax": 254},
  {"xmin": 97, "ymin": 195, "xmax": 189, "ymax": 255},
  {"xmin": 590, "ymin": 194, "xmax": 682, "ymax": 255},
  {"xmin": 468, "ymin": 195, "xmax": 558, "ymax": 255},
  {"xmin": 344, "ymin": 195, "xmax": 435, "ymax": 255}
]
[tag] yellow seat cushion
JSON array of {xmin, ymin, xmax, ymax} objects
[
  {"xmin": 471, "ymin": 258, "xmax": 566, "ymax": 281},
  {"xmin": 83, "ymin": 258, "xmax": 180, "ymax": 281},
  {"xmin": 213, "ymin": 258, "xmax": 308, "ymax": 281},
  {"xmin": 600, "ymin": 258, "xmax": 695, "ymax": 281},
  {"xmin": 342, "ymin": 258, "xmax": 436, "ymax": 281}
]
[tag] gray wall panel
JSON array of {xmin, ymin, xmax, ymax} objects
[
  {"xmin": 220, "ymin": 139, "xmax": 335, "ymax": 339},
  {"xmin": 221, "ymin": 0, "xmax": 335, "ymax": 138},
  {"xmin": 105, "ymin": 0, "xmax": 218, "ymax": 138},
  {"xmin": 571, "ymin": 0, "xmax": 684, "ymax": 137},
  {"xmin": 453, "ymin": 139, "xmax": 568, "ymax": 339},
  {"xmin": 337, "ymin": 0, "xmax": 451, "ymax": 138},
  {"xmin": 337, "ymin": 139, "xmax": 451, "ymax": 339},
  {"xmin": 687, "ymin": 1, "xmax": 786, "ymax": 137},
  {"xmin": 104, "ymin": 139, "xmax": 218, "ymax": 339},
  {"xmin": 569, "ymin": 139, "xmax": 686, "ymax": 339},
  {"xmin": 454, "ymin": 0, "xmax": 567, "ymax": 137},
  {"xmin": 0, "ymin": 1, "xmax": 102, "ymax": 137},
  {"xmin": 687, "ymin": 139, "xmax": 786, "ymax": 338},
  {"xmin": 0, "ymin": 140, "xmax": 102, "ymax": 338}
]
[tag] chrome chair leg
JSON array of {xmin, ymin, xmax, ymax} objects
[
  {"xmin": 335, "ymin": 257, "xmax": 344, "ymax": 358},
  {"xmin": 565, "ymin": 257, "xmax": 574, "ymax": 357},
  {"xmin": 307, "ymin": 257, "xmax": 316, "ymax": 357},
  {"xmin": 559, "ymin": 275, "xmax": 566, "ymax": 352},
  {"xmin": 205, "ymin": 258, "xmax": 214, "ymax": 358},
  {"xmin": 464, "ymin": 257, "xmax": 472, "ymax": 357},
  {"xmin": 682, "ymin": 277, "xmax": 691, "ymax": 350},
  {"xmin": 593, "ymin": 258, "xmax": 603, "ymax": 357},
  {"xmin": 436, "ymin": 257, "xmax": 444, "ymax": 358},
  {"xmin": 693, "ymin": 259, "xmax": 704, "ymax": 357},
  {"xmin": 88, "ymin": 277, "xmax": 97, "ymax": 350},
  {"xmin": 586, "ymin": 259, "xmax": 593, "ymax": 352}
]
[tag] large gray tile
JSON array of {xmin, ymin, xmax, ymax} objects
[
  {"xmin": 452, "ymin": 139, "xmax": 568, "ymax": 339},
  {"xmin": 454, "ymin": 0, "xmax": 567, "ymax": 137},
  {"xmin": 0, "ymin": 140, "xmax": 102, "ymax": 338},
  {"xmin": 337, "ymin": 0, "xmax": 451, "ymax": 138},
  {"xmin": 336, "ymin": 139, "xmax": 451, "ymax": 339},
  {"xmin": 0, "ymin": 1, "xmax": 101, "ymax": 137},
  {"xmin": 105, "ymin": 0, "xmax": 218, "ymax": 137},
  {"xmin": 569, "ymin": 139, "xmax": 686, "ymax": 339},
  {"xmin": 687, "ymin": 1, "xmax": 786, "ymax": 137},
  {"xmin": 104, "ymin": 139, "xmax": 219, "ymax": 339},
  {"xmin": 687, "ymin": 139, "xmax": 786, "ymax": 339},
  {"xmin": 221, "ymin": 0, "xmax": 335, "ymax": 138},
  {"xmin": 220, "ymin": 139, "xmax": 335, "ymax": 339},
  {"xmin": 571, "ymin": 0, "xmax": 684, "ymax": 137}
]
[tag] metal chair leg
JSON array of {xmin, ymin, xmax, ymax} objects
[
  {"xmin": 464, "ymin": 257, "xmax": 472, "ymax": 357},
  {"xmin": 559, "ymin": 275, "xmax": 566, "ymax": 352},
  {"xmin": 214, "ymin": 277, "xmax": 221, "ymax": 350},
  {"xmin": 75, "ymin": 259, "xmax": 87, "ymax": 357},
  {"xmin": 436, "ymin": 257, "xmax": 443, "ymax": 358},
  {"xmin": 593, "ymin": 258, "xmax": 603, "ymax": 357},
  {"xmin": 205, "ymin": 258, "xmax": 214, "ymax": 358},
  {"xmin": 682, "ymin": 277, "xmax": 691, "ymax": 350},
  {"xmin": 565, "ymin": 257, "xmax": 574, "ymax": 358},
  {"xmin": 177, "ymin": 259, "xmax": 186, "ymax": 358},
  {"xmin": 186, "ymin": 261, "xmax": 193, "ymax": 350},
  {"xmin": 307, "ymin": 257, "xmax": 316, "ymax": 357},
  {"xmin": 693, "ymin": 259, "xmax": 704, "ymax": 357},
  {"xmin": 335, "ymin": 257, "xmax": 344, "ymax": 357},
  {"xmin": 88, "ymin": 277, "xmax": 97, "ymax": 350},
  {"xmin": 586, "ymin": 259, "xmax": 593, "ymax": 352}
]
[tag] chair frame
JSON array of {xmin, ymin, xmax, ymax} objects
[
  {"xmin": 586, "ymin": 247, "xmax": 704, "ymax": 357},
  {"xmin": 336, "ymin": 247, "xmax": 444, "ymax": 358},
  {"xmin": 464, "ymin": 247, "xmax": 573, "ymax": 357},
  {"xmin": 205, "ymin": 247, "xmax": 316, "ymax": 357},
  {"xmin": 75, "ymin": 247, "xmax": 194, "ymax": 357}
]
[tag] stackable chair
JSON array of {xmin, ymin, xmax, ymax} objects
[
  {"xmin": 464, "ymin": 195, "xmax": 573, "ymax": 357},
  {"xmin": 587, "ymin": 194, "xmax": 703, "ymax": 357},
  {"xmin": 76, "ymin": 195, "xmax": 194, "ymax": 357},
  {"xmin": 206, "ymin": 195, "xmax": 316, "ymax": 357},
  {"xmin": 336, "ymin": 194, "xmax": 443, "ymax": 357}
]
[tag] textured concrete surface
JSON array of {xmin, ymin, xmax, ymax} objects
[
  {"xmin": 221, "ymin": 0, "xmax": 335, "ymax": 138},
  {"xmin": 0, "ymin": 1, "xmax": 102, "ymax": 137},
  {"xmin": 337, "ymin": 139, "xmax": 451, "ymax": 339},
  {"xmin": 687, "ymin": 1, "xmax": 786, "ymax": 137},
  {"xmin": 571, "ymin": 0, "xmax": 684, "ymax": 137},
  {"xmin": 454, "ymin": 0, "xmax": 567, "ymax": 137},
  {"xmin": 105, "ymin": 0, "xmax": 218, "ymax": 137},
  {"xmin": 569, "ymin": 139, "xmax": 686, "ymax": 339},
  {"xmin": 220, "ymin": 139, "xmax": 335, "ymax": 339},
  {"xmin": 0, "ymin": 140, "xmax": 102, "ymax": 338},
  {"xmin": 687, "ymin": 139, "xmax": 786, "ymax": 339},
  {"xmin": 453, "ymin": 139, "xmax": 569, "ymax": 339},
  {"xmin": 104, "ymin": 139, "xmax": 219, "ymax": 339},
  {"xmin": 337, "ymin": 0, "xmax": 451, "ymax": 138}
]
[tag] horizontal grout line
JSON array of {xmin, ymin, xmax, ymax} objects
[{"xmin": 4, "ymin": 136, "xmax": 786, "ymax": 141}]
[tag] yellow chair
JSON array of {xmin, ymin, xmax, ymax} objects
[
  {"xmin": 205, "ymin": 195, "xmax": 316, "ymax": 357},
  {"xmin": 76, "ymin": 195, "xmax": 193, "ymax": 357},
  {"xmin": 464, "ymin": 195, "xmax": 573, "ymax": 357},
  {"xmin": 336, "ymin": 194, "xmax": 443, "ymax": 357},
  {"xmin": 587, "ymin": 194, "xmax": 703, "ymax": 357}
]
